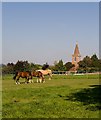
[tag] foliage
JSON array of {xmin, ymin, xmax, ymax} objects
[
  {"xmin": 53, "ymin": 59, "xmax": 66, "ymax": 71},
  {"xmin": 91, "ymin": 54, "xmax": 99, "ymax": 68},
  {"xmin": 99, "ymin": 59, "xmax": 101, "ymax": 71},
  {"xmin": 65, "ymin": 62, "xmax": 74, "ymax": 71},
  {"xmin": 78, "ymin": 54, "xmax": 100, "ymax": 73},
  {"xmin": 2, "ymin": 63, "xmax": 14, "ymax": 74},
  {"xmin": 2, "ymin": 61, "xmax": 42, "ymax": 74},
  {"xmin": 30, "ymin": 63, "xmax": 42, "ymax": 71},
  {"xmin": 13, "ymin": 60, "xmax": 30, "ymax": 72},
  {"xmin": 1, "ymin": 54, "xmax": 100, "ymax": 74}
]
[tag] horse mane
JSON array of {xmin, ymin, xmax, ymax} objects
[{"xmin": 42, "ymin": 64, "xmax": 49, "ymax": 70}]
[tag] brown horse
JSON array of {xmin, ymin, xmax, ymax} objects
[
  {"xmin": 13, "ymin": 71, "xmax": 32, "ymax": 84},
  {"xmin": 30, "ymin": 71, "xmax": 45, "ymax": 83}
]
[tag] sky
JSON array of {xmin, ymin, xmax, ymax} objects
[
  {"xmin": 1, "ymin": 0, "xmax": 100, "ymax": 2},
  {"xmin": 2, "ymin": 2, "xmax": 99, "ymax": 65}
]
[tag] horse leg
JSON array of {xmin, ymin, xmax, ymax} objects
[
  {"xmin": 37, "ymin": 77, "xmax": 42, "ymax": 83},
  {"xmin": 39, "ymin": 78, "xmax": 42, "ymax": 83},
  {"xmin": 24, "ymin": 77, "xmax": 27, "ymax": 84},
  {"xmin": 37, "ymin": 77, "xmax": 41, "ymax": 83},
  {"xmin": 29, "ymin": 79, "xmax": 33, "ymax": 83},
  {"xmin": 49, "ymin": 77, "xmax": 51, "ymax": 80},
  {"xmin": 15, "ymin": 80, "xmax": 18, "ymax": 84},
  {"xmin": 49, "ymin": 75, "xmax": 51, "ymax": 80},
  {"xmin": 13, "ymin": 75, "xmax": 16, "ymax": 80},
  {"xmin": 30, "ymin": 75, "xmax": 33, "ymax": 83},
  {"xmin": 13, "ymin": 72, "xmax": 18, "ymax": 80},
  {"xmin": 37, "ymin": 78, "xmax": 39, "ymax": 83},
  {"xmin": 29, "ymin": 78, "xmax": 33, "ymax": 83},
  {"xmin": 25, "ymin": 77, "xmax": 29, "ymax": 84},
  {"xmin": 13, "ymin": 75, "xmax": 17, "ymax": 84},
  {"xmin": 28, "ymin": 75, "xmax": 33, "ymax": 83},
  {"xmin": 16, "ymin": 76, "xmax": 20, "ymax": 84},
  {"xmin": 16, "ymin": 78, "xmax": 20, "ymax": 84},
  {"xmin": 42, "ymin": 76, "xmax": 45, "ymax": 83},
  {"xmin": 31, "ymin": 79, "xmax": 33, "ymax": 83},
  {"xmin": 27, "ymin": 77, "xmax": 29, "ymax": 83},
  {"xmin": 49, "ymin": 74, "xmax": 52, "ymax": 80}
]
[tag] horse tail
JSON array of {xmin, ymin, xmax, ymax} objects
[{"xmin": 13, "ymin": 72, "xmax": 18, "ymax": 80}]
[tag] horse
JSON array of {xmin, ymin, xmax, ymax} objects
[
  {"xmin": 13, "ymin": 71, "xmax": 32, "ymax": 84},
  {"xmin": 30, "ymin": 71, "xmax": 45, "ymax": 83},
  {"xmin": 37, "ymin": 69, "xmax": 52, "ymax": 80}
]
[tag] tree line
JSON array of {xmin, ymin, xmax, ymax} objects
[
  {"xmin": 78, "ymin": 54, "xmax": 101, "ymax": 73},
  {"xmin": 1, "ymin": 54, "xmax": 101, "ymax": 74}
]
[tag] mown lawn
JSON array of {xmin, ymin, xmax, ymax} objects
[{"xmin": 2, "ymin": 74, "xmax": 100, "ymax": 118}]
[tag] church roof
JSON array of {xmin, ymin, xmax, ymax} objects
[{"xmin": 73, "ymin": 43, "xmax": 81, "ymax": 56}]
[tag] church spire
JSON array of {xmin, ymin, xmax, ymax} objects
[
  {"xmin": 72, "ymin": 43, "xmax": 81, "ymax": 67},
  {"xmin": 74, "ymin": 43, "xmax": 80, "ymax": 56}
]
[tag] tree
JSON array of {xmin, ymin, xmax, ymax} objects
[
  {"xmin": 99, "ymin": 59, "xmax": 101, "ymax": 71},
  {"xmin": 91, "ymin": 54, "xmax": 98, "ymax": 61},
  {"xmin": 23, "ymin": 61, "xmax": 30, "ymax": 71},
  {"xmin": 91, "ymin": 54, "xmax": 99, "ymax": 68},
  {"xmin": 65, "ymin": 62, "xmax": 74, "ymax": 71},
  {"xmin": 30, "ymin": 63, "xmax": 42, "ymax": 70},
  {"xmin": 83, "ymin": 56, "xmax": 92, "ymax": 67},
  {"xmin": 13, "ymin": 60, "xmax": 30, "ymax": 72},
  {"xmin": 54, "ymin": 59, "xmax": 66, "ymax": 71},
  {"xmin": 13, "ymin": 61, "xmax": 24, "ymax": 72},
  {"xmin": 78, "ymin": 54, "xmax": 100, "ymax": 73},
  {"xmin": 78, "ymin": 60, "xmax": 86, "ymax": 68},
  {"xmin": 2, "ymin": 63, "xmax": 14, "ymax": 74}
]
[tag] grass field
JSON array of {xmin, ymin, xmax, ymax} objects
[{"xmin": 2, "ymin": 74, "xmax": 100, "ymax": 118}]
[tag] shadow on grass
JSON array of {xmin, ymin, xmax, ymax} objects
[{"xmin": 62, "ymin": 85, "xmax": 101, "ymax": 111}]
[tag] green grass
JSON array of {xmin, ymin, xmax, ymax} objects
[{"xmin": 2, "ymin": 74, "xmax": 100, "ymax": 118}]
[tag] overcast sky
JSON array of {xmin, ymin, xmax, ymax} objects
[{"xmin": 2, "ymin": 2, "xmax": 99, "ymax": 65}]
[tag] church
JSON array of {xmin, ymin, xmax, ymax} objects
[
  {"xmin": 72, "ymin": 43, "xmax": 81, "ymax": 67},
  {"xmin": 70, "ymin": 43, "xmax": 81, "ymax": 72}
]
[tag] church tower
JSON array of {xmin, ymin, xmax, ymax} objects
[{"xmin": 72, "ymin": 43, "xmax": 81, "ymax": 68}]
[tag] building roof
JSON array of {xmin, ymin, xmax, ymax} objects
[{"xmin": 73, "ymin": 43, "xmax": 81, "ymax": 56}]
